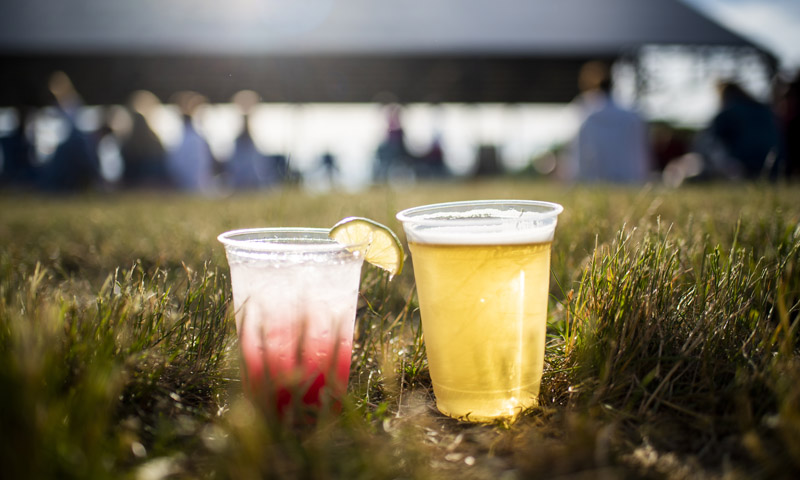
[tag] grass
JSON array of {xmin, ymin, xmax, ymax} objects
[{"xmin": 1, "ymin": 179, "xmax": 799, "ymax": 479}]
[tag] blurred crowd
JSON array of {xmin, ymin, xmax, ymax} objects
[
  {"xmin": 0, "ymin": 72, "xmax": 295, "ymax": 194},
  {"xmin": 1, "ymin": 67, "xmax": 798, "ymax": 194},
  {"xmin": 565, "ymin": 61, "xmax": 799, "ymax": 186}
]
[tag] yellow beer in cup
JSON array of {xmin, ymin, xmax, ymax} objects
[{"xmin": 397, "ymin": 200, "xmax": 563, "ymax": 421}]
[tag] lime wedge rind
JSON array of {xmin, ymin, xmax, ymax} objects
[{"xmin": 329, "ymin": 217, "xmax": 405, "ymax": 277}]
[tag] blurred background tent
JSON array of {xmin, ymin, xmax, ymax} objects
[{"xmin": 0, "ymin": 0, "xmax": 775, "ymax": 106}]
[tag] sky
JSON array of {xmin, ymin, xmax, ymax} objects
[{"xmin": 684, "ymin": 0, "xmax": 800, "ymax": 72}]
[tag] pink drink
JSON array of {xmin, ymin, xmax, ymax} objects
[{"xmin": 218, "ymin": 228, "xmax": 364, "ymax": 413}]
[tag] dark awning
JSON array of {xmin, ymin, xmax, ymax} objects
[{"xmin": 0, "ymin": 0, "xmax": 772, "ymax": 105}]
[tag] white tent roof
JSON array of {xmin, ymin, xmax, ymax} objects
[{"xmin": 0, "ymin": 0, "xmax": 764, "ymax": 56}]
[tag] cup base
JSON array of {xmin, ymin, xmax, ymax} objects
[{"xmin": 432, "ymin": 383, "xmax": 539, "ymax": 422}]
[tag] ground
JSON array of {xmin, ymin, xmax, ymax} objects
[{"xmin": 1, "ymin": 179, "xmax": 798, "ymax": 479}]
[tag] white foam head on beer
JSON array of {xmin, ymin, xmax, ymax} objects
[{"xmin": 402, "ymin": 208, "xmax": 558, "ymax": 245}]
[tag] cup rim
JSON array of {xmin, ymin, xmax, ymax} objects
[
  {"xmin": 217, "ymin": 227, "xmax": 366, "ymax": 253},
  {"xmin": 396, "ymin": 199, "xmax": 563, "ymax": 226}
]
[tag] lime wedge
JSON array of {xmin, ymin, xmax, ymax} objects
[{"xmin": 330, "ymin": 217, "xmax": 404, "ymax": 276}]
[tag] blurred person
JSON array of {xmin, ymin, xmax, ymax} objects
[
  {"xmin": 473, "ymin": 144, "xmax": 503, "ymax": 177},
  {"xmin": 227, "ymin": 90, "xmax": 280, "ymax": 190},
  {"xmin": 0, "ymin": 106, "xmax": 36, "ymax": 188},
  {"xmin": 413, "ymin": 101, "xmax": 449, "ymax": 180},
  {"xmin": 319, "ymin": 151, "xmax": 338, "ymax": 185},
  {"xmin": 304, "ymin": 150, "xmax": 340, "ymax": 192},
  {"xmin": 650, "ymin": 121, "xmax": 691, "ymax": 173},
  {"xmin": 91, "ymin": 116, "xmax": 125, "ymax": 187},
  {"xmin": 166, "ymin": 91, "xmax": 215, "ymax": 192},
  {"xmin": 572, "ymin": 61, "xmax": 651, "ymax": 183},
  {"xmin": 575, "ymin": 61, "xmax": 614, "ymax": 118},
  {"xmin": 373, "ymin": 102, "xmax": 414, "ymax": 183},
  {"xmin": 702, "ymin": 81, "xmax": 782, "ymax": 180},
  {"xmin": 119, "ymin": 91, "xmax": 169, "ymax": 188},
  {"xmin": 418, "ymin": 132, "xmax": 448, "ymax": 179},
  {"xmin": 776, "ymin": 73, "xmax": 800, "ymax": 179},
  {"xmin": 37, "ymin": 71, "xmax": 100, "ymax": 192}
]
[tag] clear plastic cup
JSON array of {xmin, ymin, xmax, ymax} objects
[
  {"xmin": 218, "ymin": 228, "xmax": 365, "ymax": 413},
  {"xmin": 396, "ymin": 200, "xmax": 563, "ymax": 421}
]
